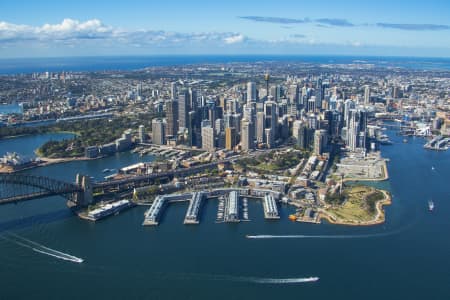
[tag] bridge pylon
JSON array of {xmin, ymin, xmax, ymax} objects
[{"xmin": 74, "ymin": 174, "xmax": 93, "ymax": 207}]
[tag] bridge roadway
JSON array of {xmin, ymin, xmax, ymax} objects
[
  {"xmin": 0, "ymin": 173, "xmax": 83, "ymax": 205},
  {"xmin": 92, "ymin": 151, "xmax": 267, "ymax": 191},
  {"xmin": 0, "ymin": 191, "xmax": 74, "ymax": 205}
]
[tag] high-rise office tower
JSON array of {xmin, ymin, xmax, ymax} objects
[
  {"xmin": 201, "ymin": 120, "xmax": 215, "ymax": 152},
  {"xmin": 265, "ymin": 128, "xmax": 274, "ymax": 148},
  {"xmin": 152, "ymin": 119, "xmax": 165, "ymax": 145},
  {"xmin": 314, "ymin": 129, "xmax": 327, "ymax": 155},
  {"xmin": 165, "ymin": 99, "xmax": 178, "ymax": 137},
  {"xmin": 138, "ymin": 125, "xmax": 146, "ymax": 143},
  {"xmin": 288, "ymin": 84, "xmax": 299, "ymax": 105},
  {"xmin": 225, "ymin": 127, "xmax": 237, "ymax": 150},
  {"xmin": 247, "ymin": 81, "xmax": 257, "ymax": 104},
  {"xmin": 241, "ymin": 118, "xmax": 254, "ymax": 151},
  {"xmin": 178, "ymin": 89, "xmax": 190, "ymax": 130},
  {"xmin": 170, "ymin": 82, "xmax": 177, "ymax": 100},
  {"xmin": 364, "ymin": 85, "xmax": 370, "ymax": 106},
  {"xmin": 316, "ymin": 78, "xmax": 323, "ymax": 108},
  {"xmin": 215, "ymin": 118, "xmax": 224, "ymax": 135},
  {"xmin": 270, "ymin": 85, "xmax": 282, "ymax": 101},
  {"xmin": 264, "ymin": 101, "xmax": 277, "ymax": 136},
  {"xmin": 256, "ymin": 111, "xmax": 265, "ymax": 143},
  {"xmin": 189, "ymin": 88, "xmax": 198, "ymax": 111}
]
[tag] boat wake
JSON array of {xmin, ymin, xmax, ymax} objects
[
  {"xmin": 2, "ymin": 232, "xmax": 83, "ymax": 263},
  {"xmin": 246, "ymin": 232, "xmax": 397, "ymax": 239},
  {"xmin": 172, "ymin": 272, "xmax": 319, "ymax": 285},
  {"xmin": 243, "ymin": 276, "xmax": 319, "ymax": 284}
]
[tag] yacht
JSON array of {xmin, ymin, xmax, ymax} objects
[{"xmin": 428, "ymin": 200, "xmax": 434, "ymax": 212}]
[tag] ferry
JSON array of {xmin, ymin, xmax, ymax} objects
[
  {"xmin": 428, "ymin": 200, "xmax": 434, "ymax": 212},
  {"xmin": 288, "ymin": 214, "xmax": 297, "ymax": 221}
]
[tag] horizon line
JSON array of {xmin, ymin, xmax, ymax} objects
[{"xmin": 1, "ymin": 53, "xmax": 450, "ymax": 60}]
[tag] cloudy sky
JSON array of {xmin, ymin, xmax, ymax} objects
[{"xmin": 1, "ymin": 0, "xmax": 450, "ymax": 57}]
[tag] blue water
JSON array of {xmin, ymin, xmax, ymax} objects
[
  {"xmin": 0, "ymin": 133, "xmax": 74, "ymax": 157},
  {"xmin": 1, "ymin": 55, "xmax": 450, "ymax": 74},
  {"xmin": 0, "ymin": 130, "xmax": 449, "ymax": 299},
  {"xmin": 0, "ymin": 104, "xmax": 23, "ymax": 115}
]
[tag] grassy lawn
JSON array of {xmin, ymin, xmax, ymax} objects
[{"xmin": 326, "ymin": 185, "xmax": 383, "ymax": 222}]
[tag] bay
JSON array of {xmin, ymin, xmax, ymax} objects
[{"xmin": 0, "ymin": 129, "xmax": 449, "ymax": 299}]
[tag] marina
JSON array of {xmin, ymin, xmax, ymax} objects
[
  {"xmin": 142, "ymin": 188, "xmax": 282, "ymax": 226},
  {"xmin": 424, "ymin": 135, "xmax": 449, "ymax": 151}
]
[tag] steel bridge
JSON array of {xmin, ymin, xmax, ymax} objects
[
  {"xmin": 0, "ymin": 174, "xmax": 82, "ymax": 205},
  {"xmin": 0, "ymin": 158, "xmax": 224, "ymax": 207}
]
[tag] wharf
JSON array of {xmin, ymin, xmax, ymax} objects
[{"xmin": 183, "ymin": 192, "xmax": 205, "ymax": 224}]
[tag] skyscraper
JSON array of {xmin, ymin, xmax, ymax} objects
[
  {"xmin": 364, "ymin": 85, "xmax": 370, "ymax": 106},
  {"xmin": 165, "ymin": 99, "xmax": 178, "ymax": 138},
  {"xmin": 170, "ymin": 82, "xmax": 177, "ymax": 100},
  {"xmin": 256, "ymin": 111, "xmax": 265, "ymax": 143},
  {"xmin": 178, "ymin": 89, "xmax": 189, "ymax": 130},
  {"xmin": 225, "ymin": 127, "xmax": 237, "ymax": 150},
  {"xmin": 316, "ymin": 78, "xmax": 323, "ymax": 109},
  {"xmin": 264, "ymin": 101, "xmax": 277, "ymax": 134},
  {"xmin": 201, "ymin": 120, "xmax": 215, "ymax": 152},
  {"xmin": 314, "ymin": 129, "xmax": 327, "ymax": 155},
  {"xmin": 138, "ymin": 125, "xmax": 146, "ymax": 143},
  {"xmin": 247, "ymin": 81, "xmax": 256, "ymax": 104},
  {"xmin": 152, "ymin": 119, "xmax": 165, "ymax": 145},
  {"xmin": 241, "ymin": 118, "xmax": 254, "ymax": 151}
]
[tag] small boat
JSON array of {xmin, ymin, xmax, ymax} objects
[
  {"xmin": 102, "ymin": 168, "xmax": 111, "ymax": 173},
  {"xmin": 431, "ymin": 166, "xmax": 435, "ymax": 171},
  {"xmin": 288, "ymin": 214, "xmax": 297, "ymax": 221},
  {"xmin": 428, "ymin": 200, "xmax": 434, "ymax": 212},
  {"xmin": 403, "ymin": 138, "xmax": 408, "ymax": 143}
]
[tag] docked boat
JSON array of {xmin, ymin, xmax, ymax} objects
[{"xmin": 428, "ymin": 200, "xmax": 434, "ymax": 212}]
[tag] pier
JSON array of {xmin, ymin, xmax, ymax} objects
[
  {"xmin": 142, "ymin": 193, "xmax": 191, "ymax": 226},
  {"xmin": 424, "ymin": 135, "xmax": 449, "ymax": 151},
  {"xmin": 142, "ymin": 188, "xmax": 282, "ymax": 225},
  {"xmin": 263, "ymin": 193, "xmax": 280, "ymax": 219},
  {"xmin": 224, "ymin": 191, "xmax": 240, "ymax": 222},
  {"xmin": 184, "ymin": 192, "xmax": 205, "ymax": 224}
]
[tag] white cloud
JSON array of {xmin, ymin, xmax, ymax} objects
[
  {"xmin": 224, "ymin": 34, "xmax": 245, "ymax": 44},
  {"xmin": 0, "ymin": 19, "xmax": 114, "ymax": 42},
  {"xmin": 0, "ymin": 18, "xmax": 247, "ymax": 47}
]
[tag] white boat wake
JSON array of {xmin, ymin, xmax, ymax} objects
[
  {"xmin": 244, "ymin": 276, "xmax": 319, "ymax": 284},
  {"xmin": 2, "ymin": 232, "xmax": 84, "ymax": 263},
  {"xmin": 246, "ymin": 233, "xmax": 393, "ymax": 239},
  {"xmin": 168, "ymin": 272, "xmax": 319, "ymax": 285},
  {"xmin": 32, "ymin": 248, "xmax": 83, "ymax": 263}
]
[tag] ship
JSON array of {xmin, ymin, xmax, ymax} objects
[
  {"xmin": 428, "ymin": 200, "xmax": 434, "ymax": 212},
  {"xmin": 377, "ymin": 134, "xmax": 393, "ymax": 145}
]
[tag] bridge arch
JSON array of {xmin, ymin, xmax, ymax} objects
[{"xmin": 0, "ymin": 174, "xmax": 82, "ymax": 205}]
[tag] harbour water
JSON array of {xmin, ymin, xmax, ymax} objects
[
  {"xmin": 0, "ymin": 130, "xmax": 449, "ymax": 299},
  {"xmin": 1, "ymin": 55, "xmax": 450, "ymax": 74}
]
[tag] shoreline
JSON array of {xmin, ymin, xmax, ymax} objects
[
  {"xmin": 0, "ymin": 155, "xmax": 100, "ymax": 174},
  {"xmin": 0, "ymin": 130, "xmax": 78, "ymax": 141},
  {"xmin": 318, "ymin": 189, "xmax": 392, "ymax": 226}
]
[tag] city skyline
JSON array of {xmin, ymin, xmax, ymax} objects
[{"xmin": 1, "ymin": 0, "xmax": 450, "ymax": 58}]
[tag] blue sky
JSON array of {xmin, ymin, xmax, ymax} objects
[{"xmin": 1, "ymin": 0, "xmax": 450, "ymax": 57}]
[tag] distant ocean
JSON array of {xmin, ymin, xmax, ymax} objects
[{"xmin": 1, "ymin": 55, "xmax": 450, "ymax": 74}]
